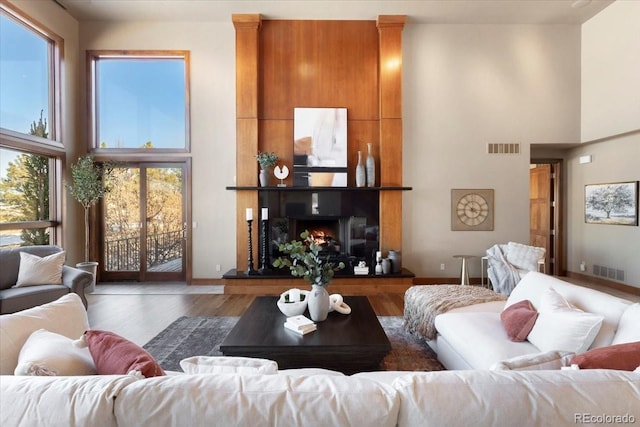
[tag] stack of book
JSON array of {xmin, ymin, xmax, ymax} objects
[{"xmin": 284, "ymin": 315, "xmax": 317, "ymax": 335}]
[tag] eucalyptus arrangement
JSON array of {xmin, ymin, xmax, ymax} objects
[
  {"xmin": 256, "ymin": 151, "xmax": 279, "ymax": 170},
  {"xmin": 273, "ymin": 230, "xmax": 345, "ymax": 287}
]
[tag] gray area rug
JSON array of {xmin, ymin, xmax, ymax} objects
[{"xmin": 143, "ymin": 316, "xmax": 445, "ymax": 373}]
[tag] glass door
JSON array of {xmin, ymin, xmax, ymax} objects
[{"xmin": 100, "ymin": 163, "xmax": 186, "ymax": 282}]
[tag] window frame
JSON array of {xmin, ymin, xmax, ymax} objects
[
  {"xmin": 0, "ymin": 2, "xmax": 64, "ymax": 246},
  {"xmin": 87, "ymin": 50, "xmax": 191, "ymax": 154}
]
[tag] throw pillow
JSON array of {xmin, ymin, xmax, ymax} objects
[
  {"xmin": 180, "ymin": 356, "xmax": 278, "ymax": 375},
  {"xmin": 14, "ymin": 251, "xmax": 66, "ymax": 287},
  {"xmin": 571, "ymin": 341, "xmax": 640, "ymax": 371},
  {"xmin": 500, "ymin": 299, "xmax": 538, "ymax": 342},
  {"xmin": 80, "ymin": 330, "xmax": 164, "ymax": 378},
  {"xmin": 611, "ymin": 303, "xmax": 640, "ymax": 345},
  {"xmin": 14, "ymin": 329, "xmax": 96, "ymax": 376},
  {"xmin": 490, "ymin": 350, "xmax": 575, "ymax": 371},
  {"xmin": 0, "ymin": 293, "xmax": 89, "ymax": 375},
  {"xmin": 505, "ymin": 242, "xmax": 545, "ymax": 272},
  {"xmin": 527, "ymin": 288, "xmax": 604, "ymax": 354}
]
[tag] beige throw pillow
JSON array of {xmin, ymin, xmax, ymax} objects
[{"xmin": 14, "ymin": 251, "xmax": 66, "ymax": 287}]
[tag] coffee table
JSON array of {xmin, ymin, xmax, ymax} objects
[{"xmin": 220, "ymin": 296, "xmax": 391, "ymax": 374}]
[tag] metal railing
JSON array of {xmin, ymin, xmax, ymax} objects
[{"xmin": 105, "ymin": 230, "xmax": 182, "ymax": 271}]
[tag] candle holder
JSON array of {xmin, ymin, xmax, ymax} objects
[
  {"xmin": 259, "ymin": 218, "xmax": 269, "ymax": 273},
  {"xmin": 245, "ymin": 219, "xmax": 258, "ymax": 275}
]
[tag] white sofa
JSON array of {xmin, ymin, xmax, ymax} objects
[
  {"xmin": 1, "ymin": 293, "xmax": 639, "ymax": 427},
  {"xmin": 434, "ymin": 272, "xmax": 640, "ymax": 370}
]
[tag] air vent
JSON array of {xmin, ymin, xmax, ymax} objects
[
  {"xmin": 592, "ymin": 264, "xmax": 625, "ymax": 282},
  {"xmin": 487, "ymin": 143, "xmax": 520, "ymax": 154}
]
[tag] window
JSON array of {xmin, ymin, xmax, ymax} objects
[
  {"xmin": 88, "ymin": 51, "xmax": 189, "ymax": 151},
  {"xmin": 0, "ymin": 4, "xmax": 62, "ymax": 247}
]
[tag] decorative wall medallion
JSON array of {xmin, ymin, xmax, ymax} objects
[{"xmin": 451, "ymin": 189, "xmax": 494, "ymax": 231}]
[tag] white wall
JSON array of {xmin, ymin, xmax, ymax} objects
[
  {"xmin": 7, "ymin": 0, "xmax": 84, "ymax": 264},
  {"xmin": 78, "ymin": 21, "xmax": 237, "ymax": 278},
  {"xmin": 568, "ymin": 0, "xmax": 640, "ymax": 288},
  {"xmin": 581, "ymin": 0, "xmax": 640, "ymax": 142},
  {"xmin": 403, "ymin": 24, "xmax": 581, "ymax": 278}
]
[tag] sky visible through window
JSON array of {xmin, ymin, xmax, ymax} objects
[
  {"xmin": 0, "ymin": 13, "xmax": 49, "ymax": 179},
  {"xmin": 96, "ymin": 58, "xmax": 186, "ymax": 149}
]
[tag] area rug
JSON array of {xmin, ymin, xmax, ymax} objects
[{"xmin": 143, "ymin": 316, "xmax": 444, "ymax": 373}]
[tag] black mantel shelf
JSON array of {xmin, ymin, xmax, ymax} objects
[{"xmin": 226, "ymin": 186, "xmax": 412, "ymax": 191}]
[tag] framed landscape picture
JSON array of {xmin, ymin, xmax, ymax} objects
[{"xmin": 585, "ymin": 181, "xmax": 638, "ymax": 226}]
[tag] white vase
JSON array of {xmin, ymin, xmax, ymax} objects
[
  {"xmin": 355, "ymin": 151, "xmax": 365, "ymax": 187},
  {"xmin": 259, "ymin": 169, "xmax": 270, "ymax": 187},
  {"xmin": 366, "ymin": 142, "xmax": 375, "ymax": 187},
  {"xmin": 307, "ymin": 284, "xmax": 330, "ymax": 321}
]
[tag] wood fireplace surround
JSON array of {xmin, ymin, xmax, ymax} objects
[{"xmin": 227, "ymin": 15, "xmax": 411, "ymax": 292}]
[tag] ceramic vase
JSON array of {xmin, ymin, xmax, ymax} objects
[
  {"xmin": 355, "ymin": 151, "xmax": 365, "ymax": 187},
  {"xmin": 388, "ymin": 250, "xmax": 402, "ymax": 273},
  {"xmin": 307, "ymin": 284, "xmax": 330, "ymax": 321},
  {"xmin": 366, "ymin": 142, "xmax": 375, "ymax": 187},
  {"xmin": 381, "ymin": 258, "xmax": 391, "ymax": 275},
  {"xmin": 259, "ymin": 169, "xmax": 270, "ymax": 187},
  {"xmin": 76, "ymin": 261, "xmax": 98, "ymax": 293}
]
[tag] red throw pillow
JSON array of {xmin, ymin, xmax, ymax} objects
[
  {"xmin": 571, "ymin": 341, "xmax": 640, "ymax": 371},
  {"xmin": 501, "ymin": 300, "xmax": 539, "ymax": 342},
  {"xmin": 83, "ymin": 330, "xmax": 165, "ymax": 377}
]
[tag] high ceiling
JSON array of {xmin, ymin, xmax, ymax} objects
[{"xmin": 53, "ymin": 0, "xmax": 614, "ymax": 24}]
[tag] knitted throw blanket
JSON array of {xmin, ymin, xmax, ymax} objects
[{"xmin": 404, "ymin": 285, "xmax": 507, "ymax": 341}]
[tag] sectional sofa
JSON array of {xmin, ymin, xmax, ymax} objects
[{"xmin": 1, "ymin": 287, "xmax": 639, "ymax": 426}]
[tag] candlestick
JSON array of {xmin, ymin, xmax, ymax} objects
[
  {"xmin": 261, "ymin": 207, "xmax": 268, "ymax": 220},
  {"xmin": 245, "ymin": 218, "xmax": 257, "ymax": 275}
]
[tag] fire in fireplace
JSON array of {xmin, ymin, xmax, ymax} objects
[{"xmin": 295, "ymin": 220, "xmax": 342, "ymax": 254}]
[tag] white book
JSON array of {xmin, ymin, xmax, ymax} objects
[
  {"xmin": 286, "ymin": 315, "xmax": 315, "ymax": 330},
  {"xmin": 284, "ymin": 321, "xmax": 317, "ymax": 335}
]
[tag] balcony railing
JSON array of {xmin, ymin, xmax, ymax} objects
[{"xmin": 105, "ymin": 230, "xmax": 182, "ymax": 271}]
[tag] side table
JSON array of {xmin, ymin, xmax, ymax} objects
[{"xmin": 453, "ymin": 255, "xmax": 476, "ymax": 286}]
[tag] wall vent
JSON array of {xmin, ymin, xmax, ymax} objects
[
  {"xmin": 593, "ymin": 265, "xmax": 600, "ymax": 276},
  {"xmin": 616, "ymin": 269, "xmax": 625, "ymax": 282},
  {"xmin": 487, "ymin": 143, "xmax": 520, "ymax": 154},
  {"xmin": 592, "ymin": 264, "xmax": 625, "ymax": 282}
]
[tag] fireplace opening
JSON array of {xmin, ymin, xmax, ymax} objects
[{"xmin": 295, "ymin": 219, "xmax": 342, "ymax": 255}]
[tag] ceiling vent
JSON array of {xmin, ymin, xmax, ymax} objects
[{"xmin": 487, "ymin": 143, "xmax": 520, "ymax": 155}]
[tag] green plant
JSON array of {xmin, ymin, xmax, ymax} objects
[
  {"xmin": 256, "ymin": 151, "xmax": 278, "ymax": 169},
  {"xmin": 273, "ymin": 230, "xmax": 345, "ymax": 287},
  {"xmin": 66, "ymin": 156, "xmax": 115, "ymax": 262}
]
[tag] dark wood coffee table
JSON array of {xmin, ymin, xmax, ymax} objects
[{"xmin": 220, "ymin": 296, "xmax": 391, "ymax": 374}]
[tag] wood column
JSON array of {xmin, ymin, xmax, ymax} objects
[
  {"xmin": 233, "ymin": 14, "xmax": 261, "ymax": 270},
  {"xmin": 377, "ymin": 15, "xmax": 406, "ymax": 252}
]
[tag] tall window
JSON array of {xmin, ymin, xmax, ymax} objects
[
  {"xmin": 88, "ymin": 51, "xmax": 189, "ymax": 151},
  {"xmin": 0, "ymin": 4, "xmax": 62, "ymax": 248}
]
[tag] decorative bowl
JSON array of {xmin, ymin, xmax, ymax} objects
[{"xmin": 277, "ymin": 289, "xmax": 309, "ymax": 317}]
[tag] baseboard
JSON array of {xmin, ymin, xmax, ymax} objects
[
  {"xmin": 566, "ymin": 271, "xmax": 640, "ymax": 296},
  {"xmin": 190, "ymin": 278, "xmax": 225, "ymax": 286}
]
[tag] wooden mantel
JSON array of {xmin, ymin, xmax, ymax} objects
[{"xmin": 232, "ymin": 14, "xmax": 406, "ymax": 272}]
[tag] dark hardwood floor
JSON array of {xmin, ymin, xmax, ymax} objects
[{"xmin": 86, "ymin": 291, "xmax": 405, "ymax": 346}]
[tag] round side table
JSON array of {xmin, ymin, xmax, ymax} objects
[{"xmin": 453, "ymin": 255, "xmax": 476, "ymax": 286}]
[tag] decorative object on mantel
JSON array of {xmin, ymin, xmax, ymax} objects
[
  {"xmin": 381, "ymin": 258, "xmax": 391, "ymax": 274},
  {"xmin": 259, "ymin": 208, "xmax": 269, "ymax": 273},
  {"xmin": 451, "ymin": 188, "xmax": 494, "ymax": 231},
  {"xmin": 366, "ymin": 142, "xmax": 375, "ymax": 187},
  {"xmin": 256, "ymin": 151, "xmax": 279, "ymax": 187},
  {"xmin": 375, "ymin": 251, "xmax": 383, "ymax": 275},
  {"xmin": 388, "ymin": 250, "xmax": 402, "ymax": 273},
  {"xmin": 353, "ymin": 260, "xmax": 369, "ymax": 275},
  {"xmin": 274, "ymin": 165, "xmax": 289, "ymax": 187},
  {"xmin": 277, "ymin": 288, "xmax": 309, "ymax": 317},
  {"xmin": 273, "ymin": 230, "xmax": 346, "ymax": 321},
  {"xmin": 244, "ymin": 208, "xmax": 257, "ymax": 275},
  {"xmin": 355, "ymin": 150, "xmax": 365, "ymax": 187}
]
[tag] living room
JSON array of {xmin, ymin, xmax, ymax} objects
[
  {"xmin": 1, "ymin": 1, "xmax": 639, "ymax": 424},
  {"xmin": 1, "ymin": 0, "xmax": 638, "ymax": 291}
]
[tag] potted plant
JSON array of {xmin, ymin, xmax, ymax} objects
[
  {"xmin": 66, "ymin": 156, "xmax": 115, "ymax": 291},
  {"xmin": 256, "ymin": 151, "xmax": 278, "ymax": 187},
  {"xmin": 273, "ymin": 230, "xmax": 345, "ymax": 321}
]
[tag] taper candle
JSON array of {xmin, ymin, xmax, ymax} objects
[
  {"xmin": 246, "ymin": 208, "xmax": 253, "ymax": 221},
  {"xmin": 262, "ymin": 207, "xmax": 268, "ymax": 220}
]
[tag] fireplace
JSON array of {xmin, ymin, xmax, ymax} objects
[{"xmin": 260, "ymin": 189, "xmax": 380, "ymax": 272}]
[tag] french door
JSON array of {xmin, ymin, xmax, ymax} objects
[{"xmin": 99, "ymin": 163, "xmax": 187, "ymax": 282}]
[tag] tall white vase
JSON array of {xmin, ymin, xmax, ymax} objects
[
  {"xmin": 355, "ymin": 151, "xmax": 365, "ymax": 188},
  {"xmin": 366, "ymin": 142, "xmax": 375, "ymax": 187},
  {"xmin": 307, "ymin": 284, "xmax": 330, "ymax": 321}
]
